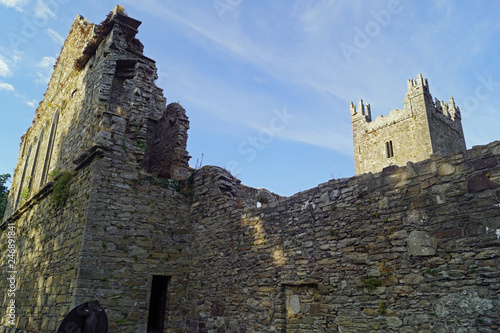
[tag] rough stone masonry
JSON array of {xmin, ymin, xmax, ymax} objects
[{"xmin": 0, "ymin": 7, "xmax": 499, "ymax": 333}]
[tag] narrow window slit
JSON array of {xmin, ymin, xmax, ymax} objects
[{"xmin": 386, "ymin": 140, "xmax": 394, "ymax": 158}]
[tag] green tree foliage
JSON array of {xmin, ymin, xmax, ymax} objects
[
  {"xmin": 0, "ymin": 173, "xmax": 10, "ymax": 220},
  {"xmin": 0, "ymin": 174, "xmax": 11, "ymax": 221}
]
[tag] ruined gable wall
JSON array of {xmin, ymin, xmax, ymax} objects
[
  {"xmin": 0, "ymin": 15, "xmax": 102, "ymax": 331},
  {"xmin": 4, "ymin": 15, "xmax": 96, "ymax": 219},
  {"xmin": 187, "ymin": 141, "xmax": 500, "ymax": 332},
  {"xmin": 142, "ymin": 102, "xmax": 191, "ymax": 180},
  {"xmin": 1, "ymin": 9, "xmax": 194, "ymax": 332}
]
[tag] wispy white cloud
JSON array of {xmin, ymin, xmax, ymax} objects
[
  {"xmin": 37, "ymin": 56, "xmax": 56, "ymax": 68},
  {"xmin": 132, "ymin": 0, "xmax": 500, "ymax": 154},
  {"xmin": 292, "ymin": 0, "xmax": 346, "ymax": 33},
  {"xmin": 131, "ymin": 1, "xmax": 369, "ymax": 152},
  {"xmin": 0, "ymin": 0, "xmax": 28, "ymax": 11},
  {"xmin": 11, "ymin": 90, "xmax": 37, "ymax": 108},
  {"xmin": 35, "ymin": 72, "xmax": 50, "ymax": 85},
  {"xmin": 35, "ymin": 56, "xmax": 56, "ymax": 84},
  {"xmin": 46, "ymin": 28, "xmax": 65, "ymax": 45},
  {"xmin": 33, "ymin": 0, "xmax": 56, "ymax": 19},
  {"xmin": 0, "ymin": 55, "xmax": 12, "ymax": 77},
  {"xmin": 136, "ymin": 1, "xmax": 407, "ymax": 106},
  {"xmin": 24, "ymin": 98, "xmax": 37, "ymax": 108},
  {"xmin": 12, "ymin": 50, "xmax": 23, "ymax": 64},
  {"xmin": 0, "ymin": 81, "xmax": 14, "ymax": 92}
]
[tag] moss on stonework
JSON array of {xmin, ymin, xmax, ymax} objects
[
  {"xmin": 178, "ymin": 170, "xmax": 196, "ymax": 199},
  {"xmin": 361, "ymin": 277, "xmax": 382, "ymax": 292},
  {"xmin": 52, "ymin": 171, "xmax": 75, "ymax": 207},
  {"xmin": 141, "ymin": 170, "xmax": 196, "ymax": 199}
]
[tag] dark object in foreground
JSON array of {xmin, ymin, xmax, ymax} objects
[{"xmin": 57, "ymin": 300, "xmax": 108, "ymax": 333}]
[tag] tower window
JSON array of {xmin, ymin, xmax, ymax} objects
[{"xmin": 386, "ymin": 141, "xmax": 394, "ymax": 158}]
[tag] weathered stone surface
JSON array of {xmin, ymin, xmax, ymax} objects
[
  {"xmin": 286, "ymin": 295, "xmax": 300, "ymax": 314},
  {"xmin": 467, "ymin": 174, "xmax": 499, "ymax": 192},
  {"xmin": 472, "ymin": 156, "xmax": 498, "ymax": 170},
  {"xmin": 386, "ymin": 316, "xmax": 403, "ymax": 327},
  {"xmin": 1, "ymin": 7, "xmax": 500, "ymax": 333},
  {"xmin": 435, "ymin": 290, "xmax": 494, "ymax": 319},
  {"xmin": 407, "ymin": 231, "xmax": 437, "ymax": 256},
  {"xmin": 404, "ymin": 273, "xmax": 424, "ymax": 285},
  {"xmin": 438, "ymin": 163, "xmax": 456, "ymax": 176},
  {"xmin": 404, "ymin": 209, "xmax": 429, "ymax": 226}
]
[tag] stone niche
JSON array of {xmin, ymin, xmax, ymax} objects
[{"xmin": 284, "ymin": 284, "xmax": 322, "ymax": 332}]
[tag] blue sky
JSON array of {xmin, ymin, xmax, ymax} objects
[{"xmin": 0, "ymin": 0, "xmax": 499, "ymax": 196}]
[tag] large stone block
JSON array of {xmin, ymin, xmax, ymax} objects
[{"xmin": 407, "ymin": 230, "xmax": 437, "ymax": 256}]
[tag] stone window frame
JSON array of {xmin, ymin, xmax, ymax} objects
[
  {"xmin": 28, "ymin": 128, "xmax": 44, "ymax": 193},
  {"xmin": 40, "ymin": 110, "xmax": 60, "ymax": 186},
  {"xmin": 386, "ymin": 140, "xmax": 394, "ymax": 158},
  {"xmin": 15, "ymin": 143, "xmax": 32, "ymax": 209}
]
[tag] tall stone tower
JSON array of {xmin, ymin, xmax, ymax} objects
[{"xmin": 351, "ymin": 74, "xmax": 466, "ymax": 175}]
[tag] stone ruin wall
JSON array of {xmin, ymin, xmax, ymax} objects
[
  {"xmin": 0, "ymin": 7, "xmax": 499, "ymax": 333},
  {"xmin": 0, "ymin": 166, "xmax": 91, "ymax": 330},
  {"xmin": 0, "ymin": 8, "xmax": 194, "ymax": 332},
  {"xmin": 185, "ymin": 142, "xmax": 500, "ymax": 333},
  {"xmin": 0, "ymin": 15, "xmax": 102, "ymax": 330},
  {"xmin": 4, "ymin": 15, "xmax": 95, "ymax": 218}
]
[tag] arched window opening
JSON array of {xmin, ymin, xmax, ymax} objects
[
  {"xmin": 256, "ymin": 188, "xmax": 275, "ymax": 208},
  {"xmin": 28, "ymin": 129, "xmax": 44, "ymax": 192},
  {"xmin": 15, "ymin": 144, "xmax": 32, "ymax": 209},
  {"xmin": 40, "ymin": 110, "xmax": 60, "ymax": 186}
]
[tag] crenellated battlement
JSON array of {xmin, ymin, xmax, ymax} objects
[
  {"xmin": 407, "ymin": 72, "xmax": 429, "ymax": 92},
  {"xmin": 433, "ymin": 95, "xmax": 461, "ymax": 121},
  {"xmin": 350, "ymin": 99, "xmax": 372, "ymax": 122},
  {"xmin": 351, "ymin": 74, "xmax": 466, "ymax": 175}
]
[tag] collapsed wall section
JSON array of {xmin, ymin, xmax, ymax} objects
[
  {"xmin": 142, "ymin": 103, "xmax": 191, "ymax": 180},
  {"xmin": 187, "ymin": 141, "xmax": 500, "ymax": 332}
]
